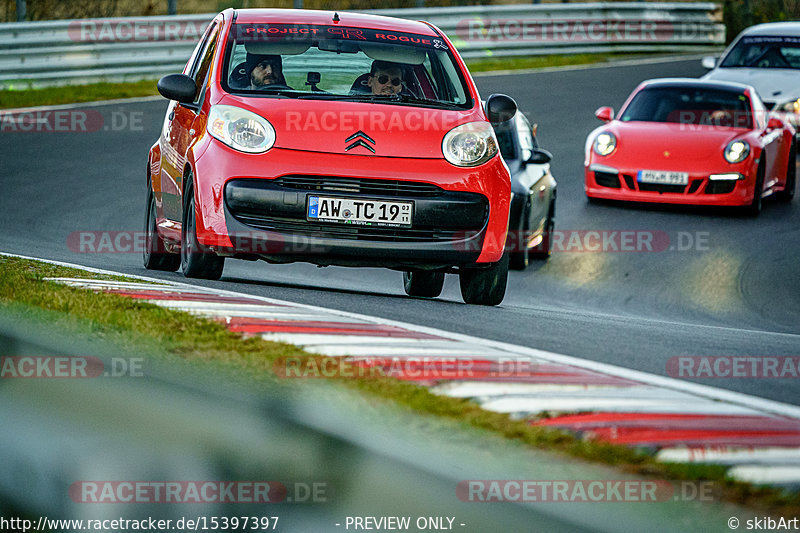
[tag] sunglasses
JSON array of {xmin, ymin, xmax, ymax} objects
[{"xmin": 375, "ymin": 74, "xmax": 401, "ymax": 86}]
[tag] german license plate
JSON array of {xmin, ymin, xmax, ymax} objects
[
  {"xmin": 637, "ymin": 170, "xmax": 689, "ymax": 185},
  {"xmin": 307, "ymin": 196, "xmax": 412, "ymax": 227}
]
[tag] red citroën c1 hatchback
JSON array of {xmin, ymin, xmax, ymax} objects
[{"xmin": 145, "ymin": 9, "xmax": 518, "ymax": 305}]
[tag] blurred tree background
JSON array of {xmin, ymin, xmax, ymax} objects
[
  {"xmin": 2, "ymin": 0, "xmax": 797, "ymax": 32},
  {"xmin": 2, "ymin": 0, "xmax": 514, "ymax": 21},
  {"xmin": 724, "ymin": 0, "xmax": 799, "ymax": 41}
]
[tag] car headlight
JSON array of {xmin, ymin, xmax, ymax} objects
[
  {"xmin": 593, "ymin": 132, "xmax": 617, "ymax": 156},
  {"xmin": 208, "ymin": 104, "xmax": 275, "ymax": 153},
  {"xmin": 723, "ymin": 140, "xmax": 750, "ymax": 163},
  {"xmin": 778, "ymin": 98, "xmax": 800, "ymax": 115},
  {"xmin": 442, "ymin": 122, "xmax": 498, "ymax": 167}
]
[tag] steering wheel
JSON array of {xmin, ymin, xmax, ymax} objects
[{"xmin": 747, "ymin": 48, "xmax": 790, "ymax": 68}]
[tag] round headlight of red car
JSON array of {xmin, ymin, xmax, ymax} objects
[{"xmin": 208, "ymin": 105, "xmax": 275, "ymax": 153}]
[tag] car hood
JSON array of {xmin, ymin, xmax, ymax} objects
[
  {"xmin": 216, "ymin": 94, "xmax": 480, "ymax": 159},
  {"xmin": 702, "ymin": 68, "xmax": 800, "ymax": 105},
  {"xmin": 594, "ymin": 122, "xmax": 747, "ymax": 169}
]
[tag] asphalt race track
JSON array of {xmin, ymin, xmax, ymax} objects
[{"xmin": 2, "ymin": 57, "xmax": 798, "ymax": 405}]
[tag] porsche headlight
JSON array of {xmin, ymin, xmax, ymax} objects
[
  {"xmin": 778, "ymin": 98, "xmax": 800, "ymax": 115},
  {"xmin": 724, "ymin": 140, "xmax": 750, "ymax": 163},
  {"xmin": 593, "ymin": 132, "xmax": 617, "ymax": 156},
  {"xmin": 442, "ymin": 122, "xmax": 498, "ymax": 167},
  {"xmin": 208, "ymin": 104, "xmax": 275, "ymax": 154}
]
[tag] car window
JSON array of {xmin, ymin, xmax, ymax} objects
[
  {"xmin": 751, "ymin": 92, "xmax": 767, "ymax": 129},
  {"xmin": 515, "ymin": 114, "xmax": 535, "ymax": 162},
  {"xmin": 191, "ymin": 21, "xmax": 221, "ymax": 102},
  {"xmin": 221, "ymin": 23, "xmax": 471, "ymax": 108},
  {"xmin": 494, "ymin": 121, "xmax": 515, "ymax": 161},
  {"xmin": 619, "ymin": 87, "xmax": 753, "ymax": 129},
  {"xmin": 720, "ymin": 35, "xmax": 800, "ymax": 69},
  {"xmin": 184, "ymin": 20, "xmax": 217, "ymax": 76}
]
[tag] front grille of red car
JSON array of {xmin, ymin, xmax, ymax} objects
[
  {"xmin": 636, "ymin": 182, "xmax": 688, "ymax": 194},
  {"xmin": 225, "ymin": 177, "xmax": 488, "ymax": 243},
  {"xmin": 704, "ymin": 180, "xmax": 737, "ymax": 194},
  {"xmin": 594, "ymin": 171, "xmax": 620, "ymax": 188},
  {"xmin": 622, "ymin": 174, "xmax": 636, "ymax": 189},
  {"xmin": 687, "ymin": 179, "xmax": 704, "ymax": 194},
  {"xmin": 233, "ymin": 215, "xmax": 479, "ymax": 242},
  {"xmin": 273, "ymin": 176, "xmax": 444, "ymax": 197}
]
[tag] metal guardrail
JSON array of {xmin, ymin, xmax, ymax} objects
[{"xmin": 0, "ymin": 3, "xmax": 724, "ymax": 88}]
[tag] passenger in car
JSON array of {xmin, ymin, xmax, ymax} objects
[
  {"xmin": 367, "ymin": 60, "xmax": 404, "ymax": 96},
  {"xmin": 248, "ymin": 55, "xmax": 288, "ymax": 89}
]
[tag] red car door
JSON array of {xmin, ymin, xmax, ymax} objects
[{"xmin": 160, "ymin": 19, "xmax": 221, "ymax": 221}]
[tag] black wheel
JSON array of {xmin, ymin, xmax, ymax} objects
[
  {"xmin": 459, "ymin": 252, "xmax": 509, "ymax": 306},
  {"xmin": 181, "ymin": 181, "xmax": 224, "ymax": 280},
  {"xmin": 508, "ymin": 201, "xmax": 530, "ymax": 271},
  {"xmin": 402, "ymin": 270, "xmax": 445, "ymax": 298},
  {"xmin": 530, "ymin": 200, "xmax": 555, "ymax": 260},
  {"xmin": 143, "ymin": 187, "xmax": 180, "ymax": 271},
  {"xmin": 776, "ymin": 144, "xmax": 796, "ymax": 202},
  {"xmin": 745, "ymin": 158, "xmax": 765, "ymax": 216}
]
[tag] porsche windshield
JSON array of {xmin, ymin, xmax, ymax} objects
[
  {"xmin": 619, "ymin": 87, "xmax": 753, "ymax": 129},
  {"xmin": 222, "ymin": 23, "xmax": 471, "ymax": 108},
  {"xmin": 720, "ymin": 35, "xmax": 800, "ymax": 69}
]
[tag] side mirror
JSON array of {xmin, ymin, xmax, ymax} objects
[
  {"xmin": 527, "ymin": 148, "xmax": 552, "ymax": 165},
  {"xmin": 595, "ymin": 106, "xmax": 614, "ymax": 122},
  {"xmin": 767, "ymin": 116, "xmax": 785, "ymax": 130},
  {"xmin": 157, "ymin": 74, "xmax": 197, "ymax": 104},
  {"xmin": 486, "ymin": 94, "xmax": 517, "ymax": 124},
  {"xmin": 701, "ymin": 56, "xmax": 717, "ymax": 70}
]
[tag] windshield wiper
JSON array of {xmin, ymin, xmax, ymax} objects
[{"xmin": 393, "ymin": 95, "xmax": 457, "ymax": 108}]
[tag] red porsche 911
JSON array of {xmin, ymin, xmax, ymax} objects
[
  {"xmin": 584, "ymin": 78, "xmax": 796, "ymax": 214},
  {"xmin": 145, "ymin": 9, "xmax": 519, "ymax": 305}
]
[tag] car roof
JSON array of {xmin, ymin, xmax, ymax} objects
[
  {"xmin": 232, "ymin": 8, "xmax": 439, "ymax": 36},
  {"xmin": 737, "ymin": 21, "xmax": 800, "ymax": 37},
  {"xmin": 641, "ymin": 77, "xmax": 751, "ymax": 93}
]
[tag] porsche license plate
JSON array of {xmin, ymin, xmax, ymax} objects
[
  {"xmin": 307, "ymin": 196, "xmax": 412, "ymax": 227},
  {"xmin": 637, "ymin": 170, "xmax": 689, "ymax": 185}
]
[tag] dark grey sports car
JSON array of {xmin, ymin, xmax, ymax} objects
[{"xmin": 494, "ymin": 112, "xmax": 557, "ymax": 270}]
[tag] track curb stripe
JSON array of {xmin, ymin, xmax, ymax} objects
[{"xmin": 3, "ymin": 251, "xmax": 798, "ymax": 486}]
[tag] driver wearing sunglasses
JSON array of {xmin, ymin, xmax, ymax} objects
[{"xmin": 367, "ymin": 60, "xmax": 404, "ymax": 96}]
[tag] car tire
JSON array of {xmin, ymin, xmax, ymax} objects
[
  {"xmin": 776, "ymin": 144, "xmax": 796, "ymax": 202},
  {"xmin": 745, "ymin": 158, "xmax": 765, "ymax": 217},
  {"xmin": 530, "ymin": 200, "xmax": 555, "ymax": 260},
  {"xmin": 459, "ymin": 252, "xmax": 509, "ymax": 306},
  {"xmin": 181, "ymin": 181, "xmax": 224, "ymax": 280},
  {"xmin": 143, "ymin": 187, "xmax": 180, "ymax": 272},
  {"xmin": 508, "ymin": 200, "xmax": 530, "ymax": 271},
  {"xmin": 403, "ymin": 270, "xmax": 445, "ymax": 298}
]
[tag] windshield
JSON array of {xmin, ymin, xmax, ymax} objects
[
  {"xmin": 619, "ymin": 86, "xmax": 753, "ymax": 129},
  {"xmin": 720, "ymin": 35, "xmax": 800, "ymax": 69},
  {"xmin": 221, "ymin": 23, "xmax": 472, "ymax": 108}
]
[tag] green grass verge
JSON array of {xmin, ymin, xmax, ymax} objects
[
  {"xmin": 1, "ymin": 254, "xmax": 797, "ymax": 515},
  {"xmin": 0, "ymin": 79, "xmax": 160, "ymax": 109},
  {"xmin": 465, "ymin": 53, "xmax": 622, "ymax": 73}
]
